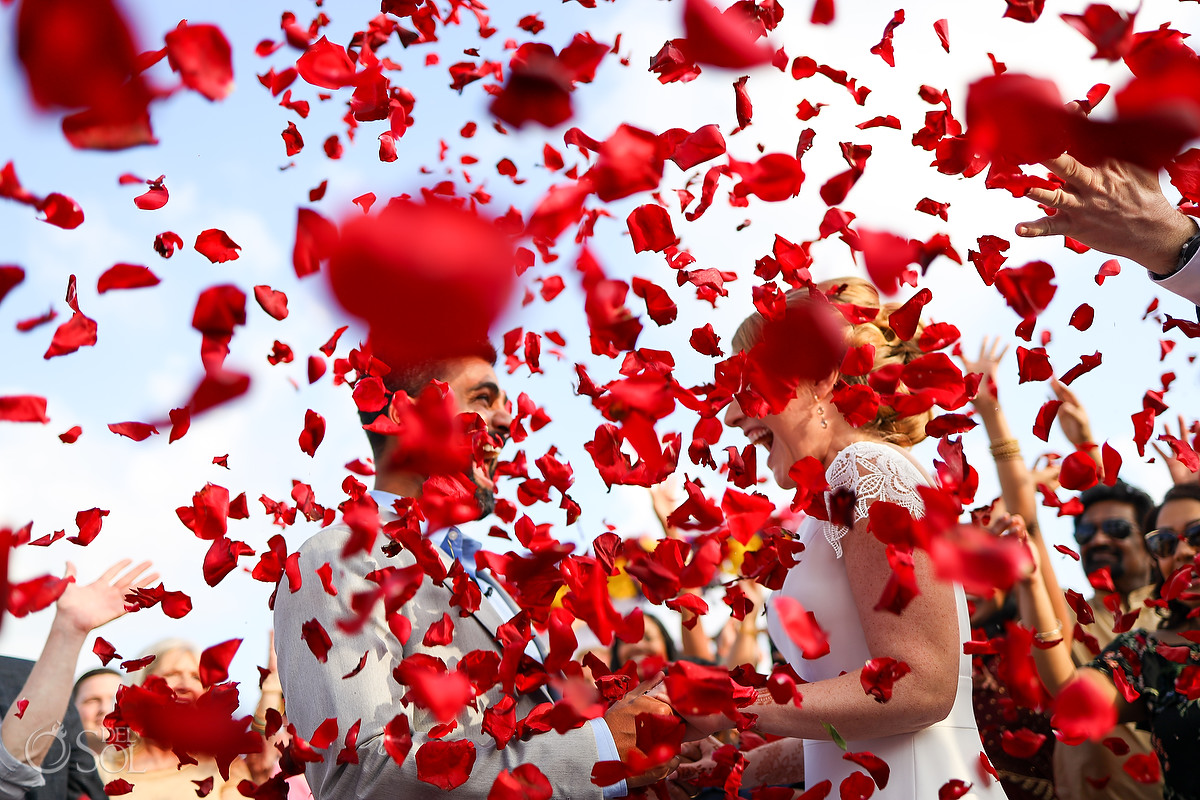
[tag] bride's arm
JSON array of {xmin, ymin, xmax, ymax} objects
[{"xmin": 746, "ymin": 513, "xmax": 960, "ymax": 741}]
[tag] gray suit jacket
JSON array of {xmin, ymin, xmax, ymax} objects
[{"xmin": 274, "ymin": 521, "xmax": 605, "ymax": 799}]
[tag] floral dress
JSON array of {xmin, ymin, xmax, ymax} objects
[{"xmin": 1089, "ymin": 630, "xmax": 1200, "ymax": 800}]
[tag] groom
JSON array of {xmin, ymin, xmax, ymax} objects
[{"xmin": 274, "ymin": 342, "xmax": 678, "ymax": 798}]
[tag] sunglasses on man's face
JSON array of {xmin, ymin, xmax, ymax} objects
[
  {"xmin": 1144, "ymin": 520, "xmax": 1200, "ymax": 559},
  {"xmin": 1074, "ymin": 518, "xmax": 1136, "ymax": 546}
]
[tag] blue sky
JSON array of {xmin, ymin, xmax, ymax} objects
[{"xmin": 2, "ymin": 0, "xmax": 1199, "ymax": 707}]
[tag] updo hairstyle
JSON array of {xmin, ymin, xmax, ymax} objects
[{"xmin": 732, "ymin": 277, "xmax": 933, "ymax": 447}]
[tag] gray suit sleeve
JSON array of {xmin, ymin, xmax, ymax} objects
[{"xmin": 274, "ymin": 528, "xmax": 605, "ymax": 800}]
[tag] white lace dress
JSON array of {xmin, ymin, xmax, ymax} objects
[{"xmin": 766, "ymin": 442, "xmax": 1009, "ymax": 799}]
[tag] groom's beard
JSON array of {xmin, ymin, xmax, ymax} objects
[{"xmin": 473, "ymin": 481, "xmax": 496, "ymax": 519}]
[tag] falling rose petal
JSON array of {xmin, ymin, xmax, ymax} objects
[
  {"xmin": 939, "ymin": 780, "xmax": 973, "ymax": 800},
  {"xmin": 0, "ymin": 396, "xmax": 49, "ymax": 423},
  {"xmin": 194, "ymin": 229, "xmax": 241, "ymax": 263},
  {"xmin": 1052, "ymin": 676, "xmax": 1119, "ymax": 744},
  {"xmin": 253, "ymin": 285, "xmax": 289, "ymax": 320},
  {"xmin": 994, "ymin": 261, "xmax": 1056, "ymax": 319},
  {"xmin": 860, "ymin": 657, "xmax": 911, "ymax": 702},
  {"xmin": 1058, "ymin": 451, "xmax": 1099, "ymax": 491},
  {"xmin": 133, "ymin": 181, "xmax": 168, "ymax": 210},
  {"xmin": 93, "ymin": 637, "xmax": 120, "ymax": 665},
  {"xmin": 108, "ymin": 421, "xmax": 159, "ymax": 441},
  {"xmin": 489, "ymin": 46, "xmax": 573, "ymax": 129},
  {"xmin": 44, "ymin": 313, "xmax": 98, "ymax": 359},
  {"xmin": 843, "ymin": 751, "xmax": 890, "ymax": 789},
  {"xmin": 59, "ymin": 426, "xmax": 82, "ymax": 443},
  {"xmin": 299, "ymin": 409, "xmax": 326, "ymax": 457},
  {"xmin": 38, "ymin": 193, "xmax": 85, "ymax": 229},
  {"xmin": 729, "ymin": 153, "xmax": 805, "ymax": 202},
  {"xmin": 97, "ymin": 264, "xmax": 160, "ymax": 294},
  {"xmin": 164, "ymin": 22, "xmax": 234, "ymax": 101},
  {"xmin": 1122, "ymin": 753, "xmax": 1161, "ymax": 784},
  {"xmin": 68, "ymin": 507, "xmax": 109, "ymax": 546},
  {"xmin": 1000, "ymin": 728, "xmax": 1047, "ymax": 759},
  {"xmin": 631, "ymin": 277, "xmax": 678, "ymax": 326},
  {"xmin": 8, "ymin": 574, "xmax": 70, "ymax": 617},
  {"xmin": 104, "ymin": 780, "xmax": 134, "ymax": 796},
  {"xmin": 1068, "ymin": 303, "xmax": 1094, "ymax": 331},
  {"xmin": 415, "ymin": 739, "xmax": 476, "ymax": 791},
  {"xmin": 773, "ymin": 596, "xmax": 830, "ymax": 659},
  {"xmin": 296, "ymin": 36, "xmax": 357, "ymax": 89},
  {"xmin": 293, "ymin": 208, "xmax": 337, "ymax": 278},
  {"xmin": 328, "ymin": 201, "xmax": 515, "ymax": 366},
  {"xmin": 15, "ymin": 0, "xmax": 140, "ymax": 110},
  {"xmin": 859, "ymin": 230, "xmax": 917, "ymax": 296},
  {"xmin": 680, "ymin": 0, "xmax": 774, "ymax": 69},
  {"xmin": 154, "ymin": 231, "xmax": 184, "ymax": 258},
  {"xmin": 1061, "ymin": 5, "xmax": 1136, "ymax": 61},
  {"xmin": 586, "ymin": 124, "xmax": 667, "ymax": 202},
  {"xmin": 838, "ymin": 771, "xmax": 875, "ymax": 799},
  {"xmin": 965, "ymin": 74, "xmax": 1068, "ymax": 165},
  {"xmin": 663, "ymin": 124, "xmax": 727, "ymax": 170},
  {"xmin": 626, "ymin": 204, "xmax": 677, "ymax": 253},
  {"xmin": 489, "ymin": 764, "xmax": 553, "ymax": 800},
  {"xmin": 282, "ymin": 122, "xmax": 304, "ymax": 156},
  {"xmin": 198, "ymin": 638, "xmax": 241, "ymax": 686},
  {"xmin": 0, "ymin": 265, "xmax": 24, "ymax": 308},
  {"xmin": 870, "ymin": 10, "xmax": 905, "ymax": 67},
  {"xmin": 300, "ymin": 618, "xmax": 332, "ymax": 663},
  {"xmin": 168, "ymin": 407, "xmax": 191, "ymax": 443}
]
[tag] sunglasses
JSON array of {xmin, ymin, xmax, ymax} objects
[
  {"xmin": 1074, "ymin": 518, "xmax": 1136, "ymax": 546},
  {"xmin": 1144, "ymin": 521, "xmax": 1200, "ymax": 559}
]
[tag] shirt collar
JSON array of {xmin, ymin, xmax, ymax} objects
[{"xmin": 368, "ymin": 489, "xmax": 484, "ymax": 576}]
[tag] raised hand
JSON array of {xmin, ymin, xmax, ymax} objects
[
  {"xmin": 1015, "ymin": 152, "xmax": 1198, "ymax": 276},
  {"xmin": 1051, "ymin": 379, "xmax": 1094, "ymax": 449},
  {"xmin": 649, "ymin": 479, "xmax": 682, "ymax": 538},
  {"xmin": 1151, "ymin": 415, "xmax": 1200, "ymax": 486},
  {"xmin": 959, "ymin": 337, "xmax": 1008, "ymax": 407},
  {"xmin": 56, "ymin": 559, "xmax": 157, "ymax": 635}
]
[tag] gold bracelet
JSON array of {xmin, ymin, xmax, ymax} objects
[
  {"xmin": 251, "ymin": 718, "xmax": 268, "ymax": 734},
  {"xmin": 989, "ymin": 439, "xmax": 1022, "ymax": 460},
  {"xmin": 1031, "ymin": 619, "xmax": 1063, "ymax": 643}
]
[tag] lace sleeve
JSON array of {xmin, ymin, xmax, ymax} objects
[{"xmin": 821, "ymin": 442, "xmax": 925, "ymax": 558}]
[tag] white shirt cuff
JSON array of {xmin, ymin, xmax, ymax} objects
[
  {"xmin": 1151, "ymin": 247, "xmax": 1200, "ymax": 307},
  {"xmin": 589, "ymin": 718, "xmax": 628, "ymax": 798}
]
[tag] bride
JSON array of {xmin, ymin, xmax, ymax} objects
[{"xmin": 673, "ymin": 278, "xmax": 1009, "ymax": 799}]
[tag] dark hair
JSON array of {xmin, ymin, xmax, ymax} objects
[
  {"xmin": 358, "ymin": 343, "xmax": 498, "ymax": 461},
  {"xmin": 1144, "ymin": 483, "xmax": 1200, "ymax": 631},
  {"xmin": 1074, "ymin": 479, "xmax": 1155, "ymax": 536},
  {"xmin": 71, "ymin": 668, "xmax": 121, "ymax": 701},
  {"xmin": 610, "ymin": 613, "xmax": 678, "ymax": 670}
]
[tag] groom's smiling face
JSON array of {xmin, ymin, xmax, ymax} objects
[{"xmin": 437, "ymin": 356, "xmax": 512, "ymax": 513}]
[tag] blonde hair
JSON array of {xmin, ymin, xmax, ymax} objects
[
  {"xmin": 732, "ymin": 276, "xmax": 933, "ymax": 447},
  {"xmin": 133, "ymin": 638, "xmax": 199, "ymax": 686}
]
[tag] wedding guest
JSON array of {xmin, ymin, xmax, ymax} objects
[
  {"xmin": 0, "ymin": 560, "xmax": 153, "ymax": 800},
  {"xmin": 959, "ymin": 339, "xmax": 1063, "ymax": 799},
  {"xmin": 1013, "ymin": 482, "xmax": 1200, "ymax": 799},
  {"xmin": 70, "ymin": 668, "xmax": 121, "ymax": 754},
  {"xmin": 98, "ymin": 640, "xmax": 264, "ymax": 799},
  {"xmin": 1015, "ymin": 153, "xmax": 1200, "ymax": 308}
]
